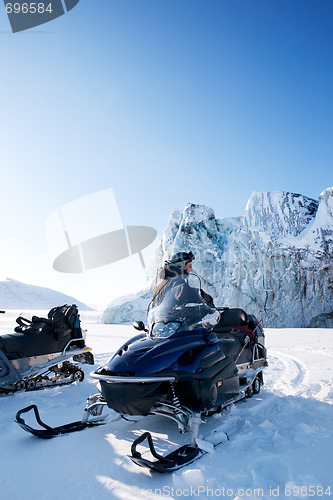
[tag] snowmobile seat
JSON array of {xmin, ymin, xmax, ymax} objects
[
  {"xmin": 2, "ymin": 305, "xmax": 84, "ymax": 360},
  {"xmin": 0, "ymin": 326, "xmax": 72, "ymax": 360},
  {"xmin": 212, "ymin": 308, "xmax": 248, "ymax": 335},
  {"xmin": 212, "ymin": 324, "xmax": 233, "ymax": 334},
  {"xmin": 220, "ymin": 308, "xmax": 249, "ymax": 326},
  {"xmin": 14, "ymin": 317, "xmax": 54, "ymax": 336},
  {"xmin": 213, "ymin": 309, "xmax": 259, "ymax": 342}
]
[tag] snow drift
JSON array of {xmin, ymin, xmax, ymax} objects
[{"xmin": 102, "ymin": 188, "xmax": 333, "ymax": 328}]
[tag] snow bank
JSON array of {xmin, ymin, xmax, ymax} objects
[{"xmin": 0, "ymin": 278, "xmax": 90, "ymax": 310}]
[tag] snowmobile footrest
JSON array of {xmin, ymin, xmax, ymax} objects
[
  {"xmin": 15, "ymin": 404, "xmax": 105, "ymax": 439},
  {"xmin": 130, "ymin": 431, "xmax": 202, "ymax": 473}
]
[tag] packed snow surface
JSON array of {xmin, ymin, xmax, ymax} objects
[{"xmin": 1, "ymin": 310, "xmax": 333, "ymax": 500}]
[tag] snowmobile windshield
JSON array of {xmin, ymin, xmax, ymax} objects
[{"xmin": 147, "ymin": 274, "xmax": 218, "ymax": 337}]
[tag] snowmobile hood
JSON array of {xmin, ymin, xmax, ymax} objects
[{"xmin": 94, "ymin": 328, "xmax": 219, "ymax": 379}]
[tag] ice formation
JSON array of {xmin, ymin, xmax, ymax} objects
[{"xmin": 102, "ymin": 188, "xmax": 333, "ymax": 327}]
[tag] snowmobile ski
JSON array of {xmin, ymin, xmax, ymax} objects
[
  {"xmin": 130, "ymin": 431, "xmax": 229, "ymax": 473},
  {"xmin": 15, "ymin": 394, "xmax": 108, "ymax": 438}
]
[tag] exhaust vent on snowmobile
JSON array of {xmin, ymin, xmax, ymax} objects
[
  {"xmin": 117, "ymin": 345, "xmax": 128, "ymax": 356},
  {"xmin": 129, "ymin": 347, "xmax": 153, "ymax": 357}
]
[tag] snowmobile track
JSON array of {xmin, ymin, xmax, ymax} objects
[{"xmin": 267, "ymin": 350, "xmax": 308, "ymax": 395}]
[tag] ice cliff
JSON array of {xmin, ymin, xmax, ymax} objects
[{"xmin": 102, "ymin": 188, "xmax": 333, "ymax": 328}]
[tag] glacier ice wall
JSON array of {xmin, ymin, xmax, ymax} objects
[{"xmin": 102, "ymin": 188, "xmax": 333, "ymax": 328}]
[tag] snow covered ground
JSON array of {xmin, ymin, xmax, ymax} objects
[{"xmin": 1, "ymin": 310, "xmax": 333, "ymax": 500}]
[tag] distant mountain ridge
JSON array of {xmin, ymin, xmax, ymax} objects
[
  {"xmin": 102, "ymin": 187, "xmax": 333, "ymax": 328},
  {"xmin": 0, "ymin": 278, "xmax": 90, "ymax": 310}
]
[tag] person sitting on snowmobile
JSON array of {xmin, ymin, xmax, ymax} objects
[{"xmin": 151, "ymin": 251, "xmax": 215, "ymax": 312}]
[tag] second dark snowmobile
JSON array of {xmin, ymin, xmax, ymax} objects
[
  {"xmin": 0, "ymin": 305, "xmax": 94, "ymax": 393},
  {"xmin": 15, "ymin": 276, "xmax": 267, "ymax": 472}
]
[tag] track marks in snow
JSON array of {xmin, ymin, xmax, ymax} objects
[
  {"xmin": 197, "ymin": 389, "xmax": 333, "ymax": 496},
  {"xmin": 266, "ymin": 349, "xmax": 333, "ymax": 403},
  {"xmin": 268, "ymin": 350, "xmax": 308, "ymax": 396}
]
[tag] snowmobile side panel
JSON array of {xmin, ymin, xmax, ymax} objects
[
  {"xmin": 0, "ymin": 349, "xmax": 21, "ymax": 387},
  {"xmin": 175, "ymin": 355, "xmax": 240, "ymax": 411},
  {"xmin": 73, "ymin": 350, "xmax": 94, "ymax": 365},
  {"xmin": 1, "ymin": 329, "xmax": 71, "ymax": 360}
]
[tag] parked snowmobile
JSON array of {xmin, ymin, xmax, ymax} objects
[
  {"xmin": 0, "ymin": 305, "xmax": 94, "ymax": 393},
  {"xmin": 15, "ymin": 276, "xmax": 267, "ymax": 472}
]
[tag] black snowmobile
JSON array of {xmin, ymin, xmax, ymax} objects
[
  {"xmin": 0, "ymin": 305, "xmax": 94, "ymax": 393},
  {"xmin": 15, "ymin": 277, "xmax": 267, "ymax": 472}
]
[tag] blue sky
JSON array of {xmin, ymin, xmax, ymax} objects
[{"xmin": 0, "ymin": 0, "xmax": 332, "ymax": 307}]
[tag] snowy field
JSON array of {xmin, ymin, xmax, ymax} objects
[{"xmin": 1, "ymin": 310, "xmax": 333, "ymax": 500}]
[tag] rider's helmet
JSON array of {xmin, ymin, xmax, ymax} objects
[{"xmin": 167, "ymin": 251, "xmax": 195, "ymax": 273}]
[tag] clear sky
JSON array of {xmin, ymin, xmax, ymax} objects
[{"xmin": 0, "ymin": 0, "xmax": 332, "ymax": 308}]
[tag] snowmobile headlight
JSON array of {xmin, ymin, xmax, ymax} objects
[{"xmin": 152, "ymin": 322, "xmax": 181, "ymax": 338}]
